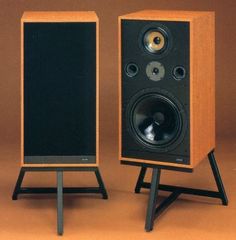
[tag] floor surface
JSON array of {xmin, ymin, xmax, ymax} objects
[{"xmin": 0, "ymin": 137, "xmax": 235, "ymax": 239}]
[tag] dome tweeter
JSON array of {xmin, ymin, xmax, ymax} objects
[{"xmin": 146, "ymin": 61, "xmax": 165, "ymax": 81}]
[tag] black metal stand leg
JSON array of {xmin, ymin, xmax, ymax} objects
[
  {"xmin": 135, "ymin": 167, "xmax": 147, "ymax": 193},
  {"xmin": 134, "ymin": 150, "xmax": 228, "ymax": 232},
  {"xmin": 208, "ymin": 151, "xmax": 228, "ymax": 205},
  {"xmin": 12, "ymin": 167, "xmax": 108, "ymax": 235},
  {"xmin": 95, "ymin": 169, "xmax": 108, "ymax": 199},
  {"xmin": 145, "ymin": 168, "xmax": 161, "ymax": 232},
  {"xmin": 12, "ymin": 168, "xmax": 25, "ymax": 200},
  {"xmin": 57, "ymin": 171, "xmax": 63, "ymax": 236}
]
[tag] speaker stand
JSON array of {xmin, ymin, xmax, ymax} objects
[
  {"xmin": 134, "ymin": 150, "xmax": 228, "ymax": 232},
  {"xmin": 12, "ymin": 167, "xmax": 108, "ymax": 235}
]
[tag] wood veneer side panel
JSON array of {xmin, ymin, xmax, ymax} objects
[
  {"xmin": 189, "ymin": 19, "xmax": 194, "ymax": 168},
  {"xmin": 191, "ymin": 13, "xmax": 215, "ymax": 168},
  {"xmin": 96, "ymin": 19, "xmax": 99, "ymax": 166},
  {"xmin": 118, "ymin": 17, "xmax": 122, "ymax": 161},
  {"xmin": 20, "ymin": 18, "xmax": 24, "ymax": 166}
]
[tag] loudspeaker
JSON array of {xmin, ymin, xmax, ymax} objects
[
  {"xmin": 21, "ymin": 12, "xmax": 99, "ymax": 166},
  {"xmin": 118, "ymin": 10, "xmax": 215, "ymax": 171}
]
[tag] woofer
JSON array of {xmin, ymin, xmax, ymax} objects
[{"xmin": 127, "ymin": 89, "xmax": 186, "ymax": 152}]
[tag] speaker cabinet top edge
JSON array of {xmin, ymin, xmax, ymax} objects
[
  {"xmin": 22, "ymin": 11, "xmax": 98, "ymax": 22},
  {"xmin": 119, "ymin": 10, "xmax": 215, "ymax": 21}
]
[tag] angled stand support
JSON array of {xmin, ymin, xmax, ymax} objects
[
  {"xmin": 134, "ymin": 150, "xmax": 228, "ymax": 232},
  {"xmin": 12, "ymin": 167, "xmax": 108, "ymax": 235}
]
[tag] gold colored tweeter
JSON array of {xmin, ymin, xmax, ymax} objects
[{"xmin": 143, "ymin": 29, "xmax": 167, "ymax": 53}]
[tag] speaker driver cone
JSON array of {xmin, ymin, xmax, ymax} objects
[
  {"xmin": 143, "ymin": 28, "xmax": 168, "ymax": 54},
  {"xmin": 129, "ymin": 93, "xmax": 184, "ymax": 150}
]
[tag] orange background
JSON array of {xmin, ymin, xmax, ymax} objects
[{"xmin": 0, "ymin": 0, "xmax": 235, "ymax": 239}]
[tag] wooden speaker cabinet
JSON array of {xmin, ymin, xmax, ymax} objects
[
  {"xmin": 118, "ymin": 10, "xmax": 215, "ymax": 171},
  {"xmin": 21, "ymin": 12, "xmax": 99, "ymax": 167},
  {"xmin": 15, "ymin": 13, "xmax": 108, "ymax": 235}
]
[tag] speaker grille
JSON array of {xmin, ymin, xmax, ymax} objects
[{"xmin": 24, "ymin": 22, "xmax": 96, "ymax": 163}]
